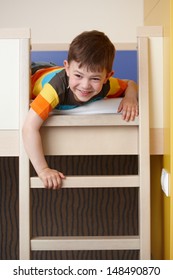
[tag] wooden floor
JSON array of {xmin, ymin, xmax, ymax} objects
[{"xmin": 0, "ymin": 155, "xmax": 139, "ymax": 260}]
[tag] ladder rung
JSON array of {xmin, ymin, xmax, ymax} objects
[
  {"xmin": 31, "ymin": 236, "xmax": 140, "ymax": 251},
  {"xmin": 44, "ymin": 114, "xmax": 139, "ymax": 127},
  {"xmin": 30, "ymin": 175, "xmax": 139, "ymax": 189}
]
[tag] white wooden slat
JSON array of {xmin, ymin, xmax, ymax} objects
[
  {"xmin": 44, "ymin": 114, "xmax": 139, "ymax": 127},
  {"xmin": 31, "ymin": 42, "xmax": 137, "ymax": 51},
  {"xmin": 41, "ymin": 126, "xmax": 139, "ymax": 156},
  {"xmin": 30, "ymin": 175, "xmax": 140, "ymax": 189},
  {"xmin": 31, "ymin": 236, "xmax": 140, "ymax": 251},
  {"xmin": 0, "ymin": 28, "xmax": 30, "ymax": 39}
]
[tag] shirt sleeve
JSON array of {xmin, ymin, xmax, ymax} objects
[
  {"xmin": 106, "ymin": 77, "xmax": 128, "ymax": 98},
  {"xmin": 30, "ymin": 83, "xmax": 59, "ymax": 120}
]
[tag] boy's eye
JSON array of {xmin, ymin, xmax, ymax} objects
[
  {"xmin": 74, "ymin": 74, "xmax": 82, "ymax": 78},
  {"xmin": 92, "ymin": 77, "xmax": 101, "ymax": 81}
]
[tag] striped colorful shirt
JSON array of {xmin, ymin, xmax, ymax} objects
[{"xmin": 30, "ymin": 65, "xmax": 128, "ymax": 120}]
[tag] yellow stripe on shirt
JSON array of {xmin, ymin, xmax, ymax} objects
[
  {"xmin": 40, "ymin": 83, "xmax": 59, "ymax": 109},
  {"xmin": 107, "ymin": 77, "xmax": 121, "ymax": 96}
]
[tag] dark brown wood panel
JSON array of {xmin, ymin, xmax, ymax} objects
[{"xmin": 0, "ymin": 155, "xmax": 139, "ymax": 260}]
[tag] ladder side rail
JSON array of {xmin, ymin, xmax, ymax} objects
[
  {"xmin": 19, "ymin": 36, "xmax": 31, "ymax": 260},
  {"xmin": 138, "ymin": 36, "xmax": 151, "ymax": 259}
]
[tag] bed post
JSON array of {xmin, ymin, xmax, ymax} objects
[
  {"xmin": 19, "ymin": 32, "xmax": 31, "ymax": 259},
  {"xmin": 137, "ymin": 36, "xmax": 151, "ymax": 259}
]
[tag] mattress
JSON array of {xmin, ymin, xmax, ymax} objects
[{"xmin": 52, "ymin": 98, "xmax": 122, "ymax": 115}]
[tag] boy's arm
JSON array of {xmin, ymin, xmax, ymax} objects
[
  {"xmin": 22, "ymin": 108, "xmax": 65, "ymax": 189},
  {"xmin": 117, "ymin": 80, "xmax": 138, "ymax": 121}
]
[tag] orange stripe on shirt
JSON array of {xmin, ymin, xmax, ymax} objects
[{"xmin": 30, "ymin": 94, "xmax": 52, "ymax": 120}]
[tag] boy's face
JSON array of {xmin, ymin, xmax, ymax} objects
[{"xmin": 64, "ymin": 60, "xmax": 113, "ymax": 102}]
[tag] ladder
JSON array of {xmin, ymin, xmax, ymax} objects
[{"xmin": 19, "ymin": 37, "xmax": 150, "ymax": 260}]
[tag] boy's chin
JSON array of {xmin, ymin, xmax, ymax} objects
[{"xmin": 74, "ymin": 93, "xmax": 92, "ymax": 103}]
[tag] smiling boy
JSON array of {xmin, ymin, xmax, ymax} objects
[{"xmin": 23, "ymin": 30, "xmax": 138, "ymax": 189}]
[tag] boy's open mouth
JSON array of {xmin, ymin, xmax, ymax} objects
[{"xmin": 78, "ymin": 89, "xmax": 92, "ymax": 96}]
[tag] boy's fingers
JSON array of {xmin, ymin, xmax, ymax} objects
[
  {"xmin": 121, "ymin": 105, "xmax": 139, "ymax": 122},
  {"xmin": 39, "ymin": 169, "xmax": 65, "ymax": 189},
  {"xmin": 59, "ymin": 172, "xmax": 66, "ymax": 179}
]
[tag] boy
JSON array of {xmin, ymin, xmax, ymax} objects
[{"xmin": 23, "ymin": 30, "xmax": 138, "ymax": 190}]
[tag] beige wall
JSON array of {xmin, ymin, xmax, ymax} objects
[
  {"xmin": 0, "ymin": 0, "xmax": 143, "ymax": 44},
  {"xmin": 144, "ymin": 0, "xmax": 170, "ymax": 35}
]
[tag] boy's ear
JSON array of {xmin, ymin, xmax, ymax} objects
[
  {"xmin": 104, "ymin": 70, "xmax": 114, "ymax": 83},
  {"xmin": 64, "ymin": 60, "xmax": 69, "ymax": 76}
]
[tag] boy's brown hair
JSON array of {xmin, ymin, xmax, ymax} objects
[{"xmin": 67, "ymin": 30, "xmax": 115, "ymax": 73}]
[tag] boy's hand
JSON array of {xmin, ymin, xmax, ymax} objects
[
  {"xmin": 38, "ymin": 167, "xmax": 66, "ymax": 190},
  {"xmin": 117, "ymin": 95, "xmax": 139, "ymax": 122}
]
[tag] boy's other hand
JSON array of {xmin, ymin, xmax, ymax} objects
[{"xmin": 117, "ymin": 96, "xmax": 139, "ymax": 122}]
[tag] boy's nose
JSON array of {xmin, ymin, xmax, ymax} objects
[{"xmin": 81, "ymin": 79, "xmax": 90, "ymax": 89}]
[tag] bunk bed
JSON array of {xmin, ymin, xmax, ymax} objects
[{"xmin": 0, "ymin": 26, "xmax": 163, "ymax": 259}]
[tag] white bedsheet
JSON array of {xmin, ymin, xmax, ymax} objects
[{"xmin": 53, "ymin": 98, "xmax": 122, "ymax": 115}]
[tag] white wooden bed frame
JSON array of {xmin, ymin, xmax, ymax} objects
[{"xmin": 0, "ymin": 26, "xmax": 163, "ymax": 260}]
